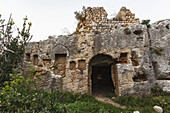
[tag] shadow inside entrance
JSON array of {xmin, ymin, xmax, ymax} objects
[{"xmin": 92, "ymin": 65, "xmax": 115, "ymax": 97}]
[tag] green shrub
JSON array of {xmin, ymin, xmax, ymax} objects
[
  {"xmin": 154, "ymin": 47, "xmax": 164, "ymax": 56},
  {"xmin": 0, "ymin": 69, "xmax": 132, "ymax": 112},
  {"xmin": 151, "ymin": 84, "xmax": 164, "ymax": 96},
  {"xmin": 113, "ymin": 95, "xmax": 170, "ymax": 113},
  {"xmin": 0, "ymin": 15, "xmax": 32, "ymax": 86},
  {"xmin": 141, "ymin": 19, "xmax": 150, "ymax": 25},
  {"xmin": 2, "ymin": 68, "xmax": 169, "ymax": 112},
  {"xmin": 74, "ymin": 6, "xmax": 86, "ymax": 22},
  {"xmin": 0, "ymin": 69, "xmax": 39, "ymax": 112},
  {"xmin": 141, "ymin": 19, "xmax": 151, "ymax": 28}
]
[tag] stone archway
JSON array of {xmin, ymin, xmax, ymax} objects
[{"xmin": 88, "ymin": 54, "xmax": 119, "ymax": 96}]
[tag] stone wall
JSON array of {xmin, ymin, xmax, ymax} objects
[
  {"xmin": 76, "ymin": 6, "xmax": 139, "ymax": 34},
  {"xmin": 25, "ymin": 7, "xmax": 170, "ymax": 96},
  {"xmin": 114, "ymin": 7, "xmax": 139, "ymax": 24}
]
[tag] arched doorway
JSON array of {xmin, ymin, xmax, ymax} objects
[{"xmin": 88, "ymin": 54, "xmax": 119, "ymax": 96}]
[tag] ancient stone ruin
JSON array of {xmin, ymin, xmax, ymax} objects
[{"xmin": 25, "ymin": 7, "xmax": 170, "ymax": 96}]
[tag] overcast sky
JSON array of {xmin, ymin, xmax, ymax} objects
[{"xmin": 1, "ymin": 0, "xmax": 170, "ymax": 41}]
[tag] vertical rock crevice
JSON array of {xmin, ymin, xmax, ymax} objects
[{"xmin": 146, "ymin": 27, "xmax": 156, "ymax": 86}]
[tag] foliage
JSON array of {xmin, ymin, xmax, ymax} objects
[
  {"xmin": 0, "ymin": 14, "xmax": 32, "ymax": 86},
  {"xmin": 0, "ymin": 68, "xmax": 134, "ymax": 112},
  {"xmin": 150, "ymin": 46, "xmax": 164, "ymax": 56},
  {"xmin": 141, "ymin": 19, "xmax": 151, "ymax": 28},
  {"xmin": 151, "ymin": 83, "xmax": 170, "ymax": 96},
  {"xmin": 113, "ymin": 84, "xmax": 170, "ymax": 113},
  {"xmin": 113, "ymin": 94, "xmax": 170, "ymax": 113},
  {"xmin": 141, "ymin": 19, "xmax": 150, "ymax": 25},
  {"xmin": 1, "ymin": 68, "xmax": 170, "ymax": 112},
  {"xmin": 153, "ymin": 47, "xmax": 164, "ymax": 56},
  {"xmin": 74, "ymin": 6, "xmax": 86, "ymax": 22},
  {"xmin": 0, "ymin": 69, "xmax": 39, "ymax": 112},
  {"xmin": 74, "ymin": 6, "xmax": 86, "ymax": 33}
]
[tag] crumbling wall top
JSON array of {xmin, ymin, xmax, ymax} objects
[
  {"xmin": 76, "ymin": 6, "xmax": 140, "ymax": 34},
  {"xmin": 114, "ymin": 7, "xmax": 139, "ymax": 23}
]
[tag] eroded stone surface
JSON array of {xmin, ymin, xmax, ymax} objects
[{"xmin": 25, "ymin": 7, "xmax": 170, "ymax": 96}]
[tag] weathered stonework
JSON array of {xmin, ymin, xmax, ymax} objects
[
  {"xmin": 76, "ymin": 7, "xmax": 139, "ymax": 34},
  {"xmin": 25, "ymin": 7, "xmax": 170, "ymax": 96}
]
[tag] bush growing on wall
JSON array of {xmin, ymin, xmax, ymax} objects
[
  {"xmin": 74, "ymin": 6, "xmax": 86, "ymax": 22},
  {"xmin": 141, "ymin": 19, "xmax": 151, "ymax": 28}
]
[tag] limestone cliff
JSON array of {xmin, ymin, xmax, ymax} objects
[{"xmin": 25, "ymin": 7, "xmax": 170, "ymax": 96}]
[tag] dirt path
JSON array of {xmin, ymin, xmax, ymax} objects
[{"xmin": 95, "ymin": 96, "xmax": 126, "ymax": 109}]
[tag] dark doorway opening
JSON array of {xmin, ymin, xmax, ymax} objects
[
  {"xmin": 88, "ymin": 54, "xmax": 118, "ymax": 97},
  {"xmin": 33, "ymin": 55, "xmax": 38, "ymax": 65},
  {"xmin": 92, "ymin": 65, "xmax": 115, "ymax": 96},
  {"xmin": 25, "ymin": 53, "xmax": 31, "ymax": 61}
]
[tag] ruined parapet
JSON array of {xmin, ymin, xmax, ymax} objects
[
  {"xmin": 114, "ymin": 7, "xmax": 140, "ymax": 25},
  {"xmin": 76, "ymin": 6, "xmax": 140, "ymax": 34},
  {"xmin": 84, "ymin": 7, "xmax": 108, "ymax": 25},
  {"xmin": 76, "ymin": 7, "xmax": 108, "ymax": 33}
]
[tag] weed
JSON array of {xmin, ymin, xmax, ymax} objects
[
  {"xmin": 154, "ymin": 47, "xmax": 164, "ymax": 56},
  {"xmin": 141, "ymin": 19, "xmax": 151, "ymax": 28},
  {"xmin": 113, "ymin": 95, "xmax": 170, "ymax": 113},
  {"xmin": 74, "ymin": 6, "xmax": 86, "ymax": 22}
]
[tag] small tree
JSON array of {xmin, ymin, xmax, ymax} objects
[
  {"xmin": 141, "ymin": 19, "xmax": 151, "ymax": 28},
  {"xmin": 0, "ymin": 14, "xmax": 32, "ymax": 86},
  {"xmin": 74, "ymin": 6, "xmax": 86, "ymax": 22}
]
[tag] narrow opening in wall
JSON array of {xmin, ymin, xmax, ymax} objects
[
  {"xmin": 54, "ymin": 54, "xmax": 66, "ymax": 75},
  {"xmin": 78, "ymin": 60, "xmax": 86, "ymax": 70},
  {"xmin": 131, "ymin": 51, "xmax": 139, "ymax": 66},
  {"xmin": 166, "ymin": 24, "xmax": 169, "ymax": 29},
  {"xmin": 152, "ymin": 61, "xmax": 158, "ymax": 79},
  {"xmin": 33, "ymin": 55, "xmax": 38, "ymax": 65},
  {"xmin": 69, "ymin": 61, "xmax": 76, "ymax": 70},
  {"xmin": 25, "ymin": 53, "xmax": 30, "ymax": 61},
  {"xmin": 157, "ymin": 76, "xmax": 170, "ymax": 80},
  {"xmin": 133, "ymin": 72, "xmax": 147, "ymax": 82},
  {"xmin": 133, "ymin": 30, "xmax": 143, "ymax": 35},
  {"xmin": 118, "ymin": 53, "xmax": 128, "ymax": 64}
]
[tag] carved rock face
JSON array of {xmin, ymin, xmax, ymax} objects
[{"xmin": 25, "ymin": 8, "xmax": 170, "ymax": 96}]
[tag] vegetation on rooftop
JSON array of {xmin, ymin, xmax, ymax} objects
[
  {"xmin": 74, "ymin": 6, "xmax": 86, "ymax": 22},
  {"xmin": 141, "ymin": 19, "xmax": 151, "ymax": 28}
]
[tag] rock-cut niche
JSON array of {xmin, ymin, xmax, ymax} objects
[{"xmin": 53, "ymin": 44, "xmax": 68, "ymax": 76}]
